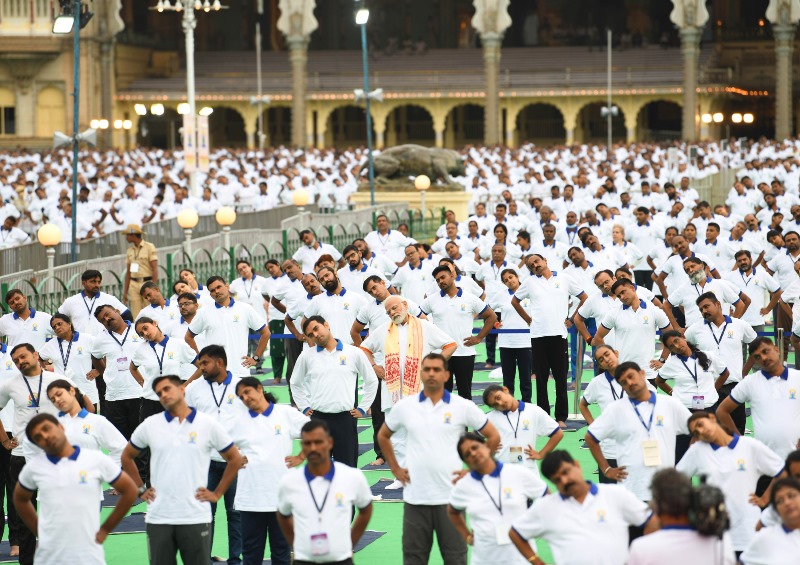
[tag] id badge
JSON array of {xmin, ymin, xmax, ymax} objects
[
  {"xmin": 691, "ymin": 396, "xmax": 705, "ymax": 410},
  {"xmin": 115, "ymin": 356, "xmax": 129, "ymax": 371},
  {"xmin": 310, "ymin": 532, "xmax": 330, "ymax": 556},
  {"xmin": 495, "ymin": 523, "xmax": 511, "ymax": 545},
  {"xmin": 642, "ymin": 439, "xmax": 662, "ymax": 467},
  {"xmin": 509, "ymin": 446, "xmax": 524, "ymax": 463},
  {"xmin": 130, "ymin": 262, "xmax": 140, "ymax": 274}
]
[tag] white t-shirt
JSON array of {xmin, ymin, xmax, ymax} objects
[
  {"xmin": 303, "ymin": 289, "xmax": 367, "ymax": 346},
  {"xmin": 384, "ymin": 390, "xmax": 488, "ymax": 504},
  {"xmin": 656, "ymin": 352, "xmax": 727, "ymax": 410},
  {"xmin": 58, "ymin": 291, "xmax": 128, "ymax": 336},
  {"xmin": 628, "ymin": 527, "xmax": 736, "ymax": 565},
  {"xmin": 231, "ymin": 404, "xmax": 309, "ymax": 512},
  {"xmin": 18, "ymin": 447, "xmax": 122, "ymax": 565},
  {"xmin": 587, "ymin": 393, "xmax": 691, "ymax": 500},
  {"xmin": 449, "ymin": 463, "xmax": 548, "ymax": 565},
  {"xmin": 228, "ymin": 275, "xmax": 269, "ymax": 321},
  {"xmin": 667, "ymin": 278, "xmax": 742, "ymax": 327},
  {"xmin": 90, "ymin": 323, "xmax": 145, "ymax": 401},
  {"xmin": 487, "ymin": 401, "xmax": 559, "ymax": 476},
  {"xmin": 511, "ymin": 483, "xmax": 652, "ymax": 565},
  {"xmin": 684, "ymin": 317, "xmax": 756, "ymax": 382},
  {"xmin": 58, "ymin": 409, "xmax": 127, "ymax": 465},
  {"xmin": 420, "ymin": 288, "xmax": 489, "ymax": 357},
  {"xmin": 130, "ymin": 408, "xmax": 234, "ymax": 524},
  {"xmin": 488, "ymin": 288, "xmax": 532, "ymax": 348},
  {"xmin": 677, "ymin": 435, "xmax": 784, "ymax": 551},
  {"xmin": 131, "ymin": 336, "xmax": 198, "ymax": 401},
  {"xmin": 277, "ymin": 462, "xmax": 372, "ymax": 563},
  {"xmin": 600, "ymin": 299, "xmax": 670, "ymax": 380},
  {"xmin": 0, "ymin": 309, "xmax": 54, "ymax": 349},
  {"xmin": 740, "ymin": 525, "xmax": 800, "ymax": 565},
  {"xmin": 40, "ymin": 332, "xmax": 99, "ymax": 404},
  {"xmin": 292, "ymin": 242, "xmax": 343, "ymax": 273},
  {"xmin": 514, "ymin": 271, "xmax": 586, "ymax": 339},
  {"xmin": 391, "ymin": 261, "xmax": 435, "ymax": 305}
]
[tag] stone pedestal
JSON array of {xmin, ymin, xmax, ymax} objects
[
  {"xmin": 774, "ymin": 23, "xmax": 796, "ymax": 140},
  {"xmin": 350, "ymin": 183, "xmax": 473, "ymax": 222}
]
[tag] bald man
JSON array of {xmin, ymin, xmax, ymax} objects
[{"xmin": 359, "ymin": 296, "xmax": 457, "ymax": 475}]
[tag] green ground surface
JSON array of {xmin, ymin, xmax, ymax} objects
[{"xmin": 8, "ymin": 336, "xmax": 773, "ymax": 564}]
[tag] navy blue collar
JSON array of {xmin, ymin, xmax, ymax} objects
[
  {"xmin": 304, "ymin": 463, "xmax": 335, "ymax": 482},
  {"xmin": 248, "ymin": 402, "xmax": 276, "ymax": 418},
  {"xmin": 242, "ymin": 274, "xmax": 257, "ymax": 282},
  {"xmin": 46, "ymin": 445, "xmax": 81, "ymax": 465},
  {"xmin": 316, "ymin": 339, "xmax": 344, "ymax": 352},
  {"xmin": 704, "ymin": 315, "xmax": 732, "ymax": 327},
  {"xmin": 440, "ymin": 287, "xmax": 463, "ymax": 298},
  {"xmin": 660, "ymin": 525, "xmax": 696, "ymax": 531},
  {"xmin": 622, "ymin": 299, "xmax": 647, "ymax": 310},
  {"xmin": 151, "ymin": 299, "xmax": 170, "ymax": 309},
  {"xmin": 59, "ymin": 331, "xmax": 80, "ymax": 343},
  {"xmin": 418, "ymin": 389, "xmax": 451, "ymax": 403},
  {"xmin": 604, "ymin": 371, "xmax": 615, "ymax": 383},
  {"xmin": 214, "ymin": 297, "xmax": 235, "ymax": 308},
  {"xmin": 637, "ymin": 221, "xmax": 651, "ymax": 226},
  {"xmin": 165, "ymin": 407, "xmax": 198, "ymax": 423},
  {"xmin": 326, "ymin": 288, "xmax": 347, "ymax": 297},
  {"xmin": 12, "ymin": 308, "xmax": 35, "ymax": 320},
  {"xmin": 80, "ymin": 290, "xmax": 100, "ymax": 298},
  {"xmin": 58, "ymin": 408, "xmax": 89, "ymax": 418},
  {"xmin": 761, "ymin": 367, "xmax": 790, "ymax": 380},
  {"xmin": 710, "ymin": 434, "xmax": 740, "ymax": 451},
  {"xmin": 469, "ymin": 461, "xmax": 503, "ymax": 480},
  {"xmin": 503, "ymin": 400, "xmax": 524, "ymax": 415},
  {"xmin": 560, "ymin": 481, "xmax": 598, "ymax": 500},
  {"xmin": 630, "ymin": 391, "xmax": 657, "ymax": 406},
  {"xmin": 676, "ymin": 352, "xmax": 696, "ymax": 363},
  {"xmin": 349, "ymin": 264, "xmax": 367, "ymax": 272},
  {"xmin": 705, "ymin": 239, "xmax": 717, "ymax": 246},
  {"xmin": 149, "ymin": 335, "xmax": 169, "ymax": 348}
]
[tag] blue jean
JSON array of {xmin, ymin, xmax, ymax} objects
[
  {"xmin": 240, "ymin": 511, "xmax": 291, "ymax": 565},
  {"xmin": 569, "ymin": 318, "xmax": 596, "ymax": 380},
  {"xmin": 208, "ymin": 460, "xmax": 242, "ymax": 564}
]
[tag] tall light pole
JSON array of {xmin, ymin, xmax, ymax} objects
[
  {"xmin": 600, "ymin": 29, "xmax": 618, "ymax": 157},
  {"xmin": 355, "ymin": 1, "xmax": 375, "ymax": 205},
  {"xmin": 255, "ymin": 0, "xmax": 265, "ymax": 149},
  {"xmin": 152, "ymin": 0, "xmax": 226, "ymax": 196}
]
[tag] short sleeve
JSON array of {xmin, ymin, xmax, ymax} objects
[
  {"xmin": 614, "ymin": 485, "xmax": 652, "ymax": 527},
  {"xmin": 721, "ymin": 282, "xmax": 741, "ymax": 304},
  {"xmin": 208, "ymin": 419, "xmax": 234, "ymax": 453},
  {"xmin": 582, "ymin": 378, "xmax": 600, "ymax": 405},
  {"xmin": 448, "ymin": 480, "xmax": 471, "ymax": 512},
  {"xmin": 352, "ymin": 468, "xmax": 373, "ymax": 510},
  {"xmin": 463, "ymin": 400, "xmax": 489, "ymax": 431},
  {"xmin": 752, "ymin": 439, "xmax": 785, "ymax": 477},
  {"xmin": 426, "ymin": 321, "xmax": 457, "ymax": 349},
  {"xmin": 600, "ymin": 308, "xmax": 616, "ymax": 331},
  {"xmin": 710, "ymin": 354, "xmax": 728, "ymax": 377},
  {"xmin": 514, "ymin": 280, "xmax": 530, "ymax": 301},
  {"xmin": 567, "ymin": 275, "xmax": 584, "ymax": 297},
  {"xmin": 288, "ymin": 407, "xmax": 310, "ymax": 439},
  {"xmin": 17, "ymin": 462, "xmax": 37, "ymax": 491},
  {"xmin": 277, "ymin": 474, "xmax": 294, "ymax": 515},
  {"xmin": 147, "ymin": 244, "xmax": 158, "ymax": 262},
  {"xmin": 672, "ymin": 400, "xmax": 692, "ymax": 434},
  {"xmin": 130, "ymin": 419, "xmax": 150, "ymax": 451},
  {"xmin": 531, "ymin": 405, "xmax": 559, "ymax": 437},
  {"xmin": 246, "ymin": 304, "xmax": 266, "ymax": 330},
  {"xmin": 675, "ymin": 443, "xmax": 700, "ymax": 476},
  {"xmin": 90, "ymin": 336, "xmax": 107, "ymax": 360},
  {"xmin": 131, "ymin": 344, "xmax": 147, "ymax": 369},
  {"xmin": 728, "ymin": 378, "xmax": 751, "ymax": 405},
  {"xmin": 384, "ymin": 401, "xmax": 406, "ymax": 433},
  {"xmin": 586, "ymin": 404, "xmax": 617, "ymax": 443},
  {"xmin": 419, "ymin": 297, "xmax": 431, "ymax": 315},
  {"xmin": 653, "ymin": 304, "xmax": 670, "ymax": 329},
  {"xmin": 187, "ymin": 309, "xmax": 207, "ymax": 336},
  {"xmin": 471, "ymin": 295, "xmax": 489, "ymax": 316},
  {"xmin": 511, "ymin": 498, "xmax": 548, "ymax": 540},
  {"xmin": 519, "ymin": 467, "xmax": 548, "ymax": 500},
  {"xmin": 764, "ymin": 273, "xmax": 781, "ymax": 292},
  {"xmin": 97, "ymin": 452, "xmax": 124, "ymax": 484}
]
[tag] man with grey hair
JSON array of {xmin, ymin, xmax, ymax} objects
[{"xmin": 359, "ymin": 295, "xmax": 457, "ymax": 485}]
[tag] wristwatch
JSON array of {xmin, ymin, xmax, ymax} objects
[
  {"xmin": 137, "ymin": 485, "xmax": 148, "ymax": 496},
  {"xmin": 251, "ymin": 355, "xmax": 261, "ymax": 362}
]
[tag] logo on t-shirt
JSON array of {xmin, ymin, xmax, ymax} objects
[
  {"xmin": 339, "ymin": 355, "xmax": 347, "ymax": 366},
  {"xmin": 4, "ymin": 361, "xmax": 11, "ymax": 371},
  {"xmin": 460, "ymin": 304, "xmax": 466, "ymax": 312},
  {"xmin": 522, "ymin": 419, "xmax": 530, "ymax": 431},
  {"xmin": 503, "ymin": 487, "xmax": 513, "ymax": 500},
  {"xmin": 79, "ymin": 470, "xmax": 88, "ymax": 485},
  {"xmin": 597, "ymin": 509, "xmax": 607, "ymax": 523},
  {"xmin": 32, "ymin": 324, "xmax": 38, "ymax": 332},
  {"xmin": 790, "ymin": 388, "xmax": 797, "ymax": 400},
  {"xmin": 642, "ymin": 316, "xmax": 649, "ymax": 325},
  {"xmin": 655, "ymin": 415, "xmax": 664, "ymax": 427},
  {"xmin": 443, "ymin": 412, "xmax": 452, "ymax": 424},
  {"xmin": 737, "ymin": 459, "xmax": 747, "ymax": 471},
  {"xmin": 167, "ymin": 352, "xmax": 174, "ymax": 360},
  {"xmin": 26, "ymin": 395, "xmax": 37, "ymax": 408},
  {"xmin": 82, "ymin": 424, "xmax": 91, "ymax": 435},
  {"xmin": 335, "ymin": 493, "xmax": 345, "ymax": 508},
  {"xmin": 188, "ymin": 431, "xmax": 198, "ymax": 444},
  {"xmin": 233, "ymin": 315, "xmax": 240, "ymax": 323},
  {"xmin": 274, "ymin": 424, "xmax": 282, "ymax": 436},
  {"xmin": 727, "ymin": 331, "xmax": 734, "ymax": 339},
  {"xmin": 226, "ymin": 394, "xmax": 234, "ymax": 405},
  {"xmin": 77, "ymin": 347, "xmax": 83, "ymax": 355},
  {"xmin": 343, "ymin": 303, "xmax": 350, "ymax": 311}
]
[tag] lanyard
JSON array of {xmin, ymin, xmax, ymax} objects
[
  {"xmin": 504, "ymin": 408, "xmax": 522, "ymax": 439},
  {"xmin": 307, "ymin": 476, "xmax": 332, "ymax": 517},
  {"xmin": 566, "ymin": 230, "xmax": 576, "ymax": 244},
  {"xmin": 740, "ymin": 271, "xmax": 754, "ymax": 286},
  {"xmin": 82, "ymin": 293, "xmax": 98, "ymax": 316},
  {"xmin": 22, "ymin": 376, "xmax": 43, "ymax": 409},
  {"xmin": 57, "ymin": 337, "xmax": 73, "ymax": 368},
  {"xmin": 479, "ymin": 474, "xmax": 503, "ymax": 515},
  {"xmin": 679, "ymin": 357, "xmax": 699, "ymax": 384},
  {"xmin": 209, "ymin": 380, "xmax": 229, "ymax": 410},
  {"xmin": 152, "ymin": 337, "xmax": 168, "ymax": 374},
  {"xmin": 608, "ymin": 377, "xmax": 623, "ymax": 401},
  {"xmin": 491, "ymin": 263, "xmax": 504, "ymax": 280},
  {"xmin": 109, "ymin": 323, "xmax": 131, "ymax": 348},
  {"xmin": 632, "ymin": 398, "xmax": 655, "ymax": 433},
  {"xmin": 243, "ymin": 277, "xmax": 255, "ymax": 299},
  {"xmin": 708, "ymin": 322, "xmax": 728, "ymax": 347}
]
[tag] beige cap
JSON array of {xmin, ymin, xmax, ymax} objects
[{"xmin": 126, "ymin": 224, "xmax": 143, "ymax": 235}]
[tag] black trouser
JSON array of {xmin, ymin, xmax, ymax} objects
[
  {"xmin": 500, "ymin": 347, "xmax": 532, "ymax": 402},
  {"xmin": 0, "ymin": 434, "xmax": 17, "ymax": 547},
  {"xmin": 671, "ymin": 305, "xmax": 686, "ymax": 329},
  {"xmin": 402, "ymin": 503, "xmax": 466, "ymax": 565},
  {"xmin": 371, "ymin": 381, "xmax": 384, "ymax": 460},
  {"xmin": 598, "ymin": 457, "xmax": 617, "ymax": 484},
  {"xmin": 138, "ymin": 399, "xmax": 164, "ymax": 486},
  {"xmin": 531, "ymin": 336, "xmax": 569, "ymax": 422},
  {"xmin": 106, "ymin": 397, "xmax": 147, "ymax": 481},
  {"xmin": 240, "ymin": 511, "xmax": 290, "ymax": 565},
  {"xmin": 95, "ymin": 375, "xmax": 107, "ymax": 414},
  {"xmin": 8, "ymin": 455, "xmax": 36, "ymax": 565},
  {"xmin": 311, "ymin": 411, "xmax": 358, "ymax": 467},
  {"xmin": 445, "ymin": 355, "xmax": 475, "ymax": 400},
  {"xmin": 718, "ymin": 382, "xmax": 746, "ymax": 434},
  {"xmin": 634, "ymin": 270, "xmax": 654, "ymax": 290},
  {"xmin": 484, "ymin": 313, "xmax": 500, "ymax": 365},
  {"xmin": 284, "ymin": 337, "xmax": 303, "ymax": 406},
  {"xmin": 268, "ymin": 319, "xmax": 286, "ymax": 380}
]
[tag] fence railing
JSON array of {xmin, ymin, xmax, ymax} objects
[{"xmin": 0, "ymin": 203, "xmax": 445, "ymax": 314}]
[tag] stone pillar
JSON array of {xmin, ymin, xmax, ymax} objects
[
  {"xmin": 773, "ymin": 24, "xmax": 797, "ymax": 140},
  {"xmin": 679, "ymin": 26, "xmax": 701, "ymax": 141},
  {"xmin": 566, "ymin": 127, "xmax": 575, "ymax": 145},
  {"xmin": 472, "ymin": 0, "xmax": 511, "ymax": 146},
  {"xmin": 287, "ymin": 36, "xmax": 308, "ymax": 147},
  {"xmin": 14, "ymin": 80, "xmax": 34, "ymax": 137},
  {"xmin": 482, "ymin": 32, "xmax": 502, "ymax": 145},
  {"xmin": 277, "ymin": 0, "xmax": 318, "ymax": 147}
]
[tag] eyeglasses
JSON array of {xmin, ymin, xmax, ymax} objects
[{"xmin": 177, "ymin": 302, "xmax": 195, "ymax": 308}]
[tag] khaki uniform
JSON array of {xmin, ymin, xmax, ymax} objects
[{"xmin": 126, "ymin": 240, "xmax": 158, "ymax": 318}]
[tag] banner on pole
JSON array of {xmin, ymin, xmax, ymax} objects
[
  {"xmin": 183, "ymin": 114, "xmax": 196, "ymax": 173},
  {"xmin": 197, "ymin": 115, "xmax": 210, "ymax": 172}
]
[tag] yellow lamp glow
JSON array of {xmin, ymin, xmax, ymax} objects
[
  {"xmin": 701, "ymin": 113, "xmax": 712, "ymax": 124},
  {"xmin": 712, "ymin": 113, "xmax": 724, "ymax": 123},
  {"xmin": 731, "ymin": 113, "xmax": 743, "ymax": 124},
  {"xmin": 215, "ymin": 206, "xmax": 237, "ymax": 227},
  {"xmin": 177, "ymin": 208, "xmax": 200, "ymax": 229},
  {"xmin": 743, "ymin": 113, "xmax": 754, "ymax": 124},
  {"xmin": 37, "ymin": 223, "xmax": 62, "ymax": 247},
  {"xmin": 291, "ymin": 189, "xmax": 310, "ymax": 207},
  {"xmin": 414, "ymin": 175, "xmax": 431, "ymax": 191}
]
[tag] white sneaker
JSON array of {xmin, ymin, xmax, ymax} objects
[
  {"xmin": 385, "ymin": 479, "xmax": 404, "ymax": 490},
  {"xmin": 371, "ymin": 494, "xmax": 383, "ymax": 501}
]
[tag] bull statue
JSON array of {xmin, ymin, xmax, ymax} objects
[{"xmin": 363, "ymin": 144, "xmax": 465, "ymax": 185}]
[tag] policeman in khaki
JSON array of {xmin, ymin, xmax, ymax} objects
[{"xmin": 123, "ymin": 225, "xmax": 158, "ymax": 319}]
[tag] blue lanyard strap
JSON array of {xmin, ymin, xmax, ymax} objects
[
  {"xmin": 708, "ymin": 322, "xmax": 728, "ymax": 347},
  {"xmin": 22, "ymin": 376, "xmax": 43, "ymax": 409},
  {"xmin": 152, "ymin": 336, "xmax": 168, "ymax": 374},
  {"xmin": 631, "ymin": 393, "xmax": 656, "ymax": 432},
  {"xmin": 679, "ymin": 357, "xmax": 699, "ymax": 384}
]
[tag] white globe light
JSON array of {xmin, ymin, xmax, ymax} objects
[
  {"xmin": 37, "ymin": 223, "xmax": 62, "ymax": 247},
  {"xmin": 176, "ymin": 208, "xmax": 199, "ymax": 229},
  {"xmin": 414, "ymin": 175, "xmax": 431, "ymax": 191},
  {"xmin": 291, "ymin": 189, "xmax": 310, "ymax": 207},
  {"xmin": 215, "ymin": 206, "xmax": 237, "ymax": 227}
]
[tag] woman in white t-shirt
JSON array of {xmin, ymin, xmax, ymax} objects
[
  {"xmin": 677, "ymin": 412, "xmax": 785, "ymax": 554},
  {"xmin": 740, "ymin": 477, "xmax": 800, "ymax": 565},
  {"xmin": 656, "ymin": 330, "xmax": 730, "ymax": 461},
  {"xmin": 448, "ymin": 432, "xmax": 547, "ymax": 565}
]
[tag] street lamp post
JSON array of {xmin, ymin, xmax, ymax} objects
[
  {"xmin": 355, "ymin": 2, "xmax": 375, "ymax": 206},
  {"xmin": 176, "ymin": 208, "xmax": 199, "ymax": 256},
  {"xmin": 414, "ymin": 174, "xmax": 430, "ymax": 235},
  {"xmin": 152, "ymin": 1, "xmax": 226, "ymax": 197},
  {"xmin": 291, "ymin": 188, "xmax": 310, "ymax": 213},
  {"xmin": 216, "ymin": 206, "xmax": 237, "ymax": 280},
  {"xmin": 38, "ymin": 224, "xmax": 63, "ymax": 292}
]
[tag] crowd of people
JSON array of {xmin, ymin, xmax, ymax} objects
[{"xmin": 1, "ymin": 137, "xmax": 800, "ymax": 565}]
